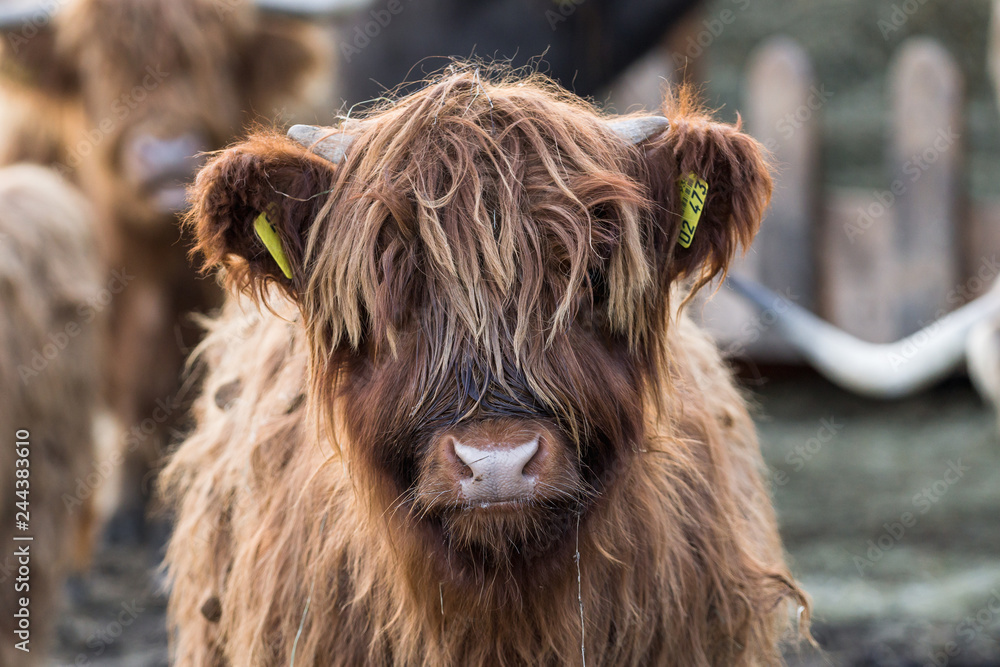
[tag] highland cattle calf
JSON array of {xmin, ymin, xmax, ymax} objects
[
  {"xmin": 162, "ymin": 70, "xmax": 809, "ymax": 666},
  {"xmin": 0, "ymin": 0, "xmax": 345, "ymax": 540},
  {"xmin": 0, "ymin": 165, "xmax": 107, "ymax": 666}
]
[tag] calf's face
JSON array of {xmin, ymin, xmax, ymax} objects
[
  {"xmin": 338, "ymin": 321, "xmax": 644, "ymax": 573},
  {"xmin": 186, "ymin": 73, "xmax": 771, "ymax": 581}
]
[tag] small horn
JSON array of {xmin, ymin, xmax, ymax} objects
[
  {"xmin": 254, "ymin": 0, "xmax": 371, "ymax": 19},
  {"xmin": 604, "ymin": 116, "xmax": 670, "ymax": 144},
  {"xmin": 288, "ymin": 122, "xmax": 367, "ymax": 164},
  {"xmin": 727, "ymin": 275, "xmax": 1000, "ymax": 399}
]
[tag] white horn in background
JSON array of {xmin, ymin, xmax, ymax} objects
[
  {"xmin": 0, "ymin": 1, "xmax": 56, "ymax": 31},
  {"xmin": 0, "ymin": 0, "xmax": 370, "ymax": 33},
  {"xmin": 255, "ymin": 0, "xmax": 371, "ymax": 19},
  {"xmin": 727, "ymin": 275, "xmax": 1000, "ymax": 399}
]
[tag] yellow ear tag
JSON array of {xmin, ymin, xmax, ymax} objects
[
  {"xmin": 677, "ymin": 173, "xmax": 709, "ymax": 249},
  {"xmin": 253, "ymin": 209, "xmax": 293, "ymax": 279}
]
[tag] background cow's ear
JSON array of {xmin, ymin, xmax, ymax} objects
[
  {"xmin": 0, "ymin": 24, "xmax": 79, "ymax": 97},
  {"xmin": 185, "ymin": 132, "xmax": 336, "ymax": 299},
  {"xmin": 640, "ymin": 89, "xmax": 772, "ymax": 291}
]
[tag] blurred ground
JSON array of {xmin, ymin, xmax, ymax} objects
[
  {"xmin": 755, "ymin": 375, "xmax": 1000, "ymax": 666},
  {"xmin": 46, "ymin": 373, "xmax": 999, "ymax": 666},
  {"xmin": 51, "ymin": 545, "xmax": 167, "ymax": 667}
]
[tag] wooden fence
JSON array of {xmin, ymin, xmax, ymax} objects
[{"xmin": 609, "ymin": 33, "xmax": 996, "ymax": 360}]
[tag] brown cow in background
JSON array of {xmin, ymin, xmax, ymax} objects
[
  {"xmin": 0, "ymin": 0, "xmax": 352, "ymax": 541},
  {"xmin": 162, "ymin": 69, "xmax": 809, "ymax": 665},
  {"xmin": 0, "ymin": 165, "xmax": 107, "ymax": 667}
]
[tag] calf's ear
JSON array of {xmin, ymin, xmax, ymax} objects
[
  {"xmin": 638, "ymin": 89, "xmax": 772, "ymax": 290},
  {"xmin": 185, "ymin": 132, "xmax": 337, "ymax": 299}
]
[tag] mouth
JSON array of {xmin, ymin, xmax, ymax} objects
[
  {"xmin": 411, "ymin": 490, "xmax": 589, "ymax": 576},
  {"xmin": 461, "ymin": 499, "xmax": 533, "ymax": 510},
  {"xmin": 416, "ymin": 501, "xmax": 584, "ymax": 581},
  {"xmin": 413, "ymin": 479, "xmax": 587, "ymax": 527},
  {"xmin": 412, "ymin": 487, "xmax": 579, "ymax": 525}
]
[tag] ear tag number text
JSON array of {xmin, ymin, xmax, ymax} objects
[{"xmin": 677, "ymin": 173, "xmax": 709, "ymax": 249}]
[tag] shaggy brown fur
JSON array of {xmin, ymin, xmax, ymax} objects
[
  {"xmin": 0, "ymin": 165, "xmax": 106, "ymax": 665},
  {"xmin": 162, "ymin": 69, "xmax": 809, "ymax": 665},
  {"xmin": 0, "ymin": 0, "xmax": 332, "ymax": 538}
]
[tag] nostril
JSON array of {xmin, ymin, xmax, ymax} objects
[
  {"xmin": 513, "ymin": 438, "xmax": 539, "ymax": 476},
  {"xmin": 519, "ymin": 438, "xmax": 543, "ymax": 475},
  {"xmin": 443, "ymin": 436, "xmax": 474, "ymax": 478}
]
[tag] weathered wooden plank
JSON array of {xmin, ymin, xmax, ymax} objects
[
  {"xmin": 822, "ymin": 190, "xmax": 1000, "ymax": 340},
  {"xmin": 967, "ymin": 200, "xmax": 1000, "ymax": 299},
  {"xmin": 989, "ymin": 0, "xmax": 1000, "ymax": 113},
  {"xmin": 694, "ymin": 37, "xmax": 820, "ymax": 361},
  {"xmin": 822, "ymin": 188, "xmax": 900, "ymax": 343},
  {"xmin": 745, "ymin": 36, "xmax": 822, "ymax": 312},
  {"xmin": 887, "ymin": 38, "xmax": 963, "ymax": 336},
  {"xmin": 605, "ymin": 42, "xmax": 674, "ymax": 114}
]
